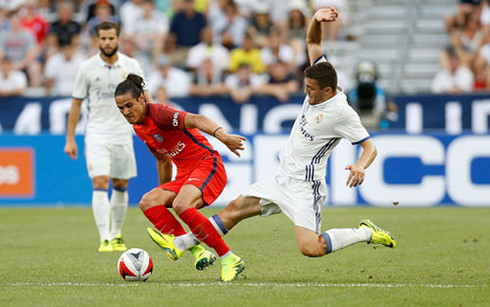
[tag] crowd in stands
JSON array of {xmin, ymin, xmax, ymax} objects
[
  {"xmin": 0, "ymin": 0, "xmax": 403, "ymax": 129},
  {"xmin": 433, "ymin": 0, "xmax": 490, "ymax": 93},
  {"xmin": 0, "ymin": 0, "xmax": 342, "ymax": 101}
]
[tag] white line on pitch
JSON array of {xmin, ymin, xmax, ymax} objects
[{"xmin": 0, "ymin": 282, "xmax": 486, "ymax": 288}]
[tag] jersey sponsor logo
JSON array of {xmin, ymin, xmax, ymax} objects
[
  {"xmin": 153, "ymin": 134, "xmax": 163, "ymax": 142},
  {"xmin": 0, "ymin": 148, "xmax": 34, "ymax": 197},
  {"xmin": 172, "ymin": 112, "xmax": 179, "ymax": 127},
  {"xmin": 169, "ymin": 141, "xmax": 185, "ymax": 157},
  {"xmin": 299, "ymin": 115, "xmax": 314, "ymax": 141}
]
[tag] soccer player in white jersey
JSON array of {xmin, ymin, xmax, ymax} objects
[
  {"xmin": 164, "ymin": 7, "xmax": 396, "ymax": 279},
  {"xmin": 64, "ymin": 22, "xmax": 153, "ymax": 253}
]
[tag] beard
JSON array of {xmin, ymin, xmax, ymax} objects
[{"xmin": 100, "ymin": 44, "xmax": 118, "ymax": 58}]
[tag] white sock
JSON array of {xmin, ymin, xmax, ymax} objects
[
  {"xmin": 110, "ymin": 188, "xmax": 128, "ymax": 239},
  {"xmin": 92, "ymin": 189, "xmax": 110, "ymax": 242},
  {"xmin": 322, "ymin": 227, "xmax": 371, "ymax": 254},
  {"xmin": 175, "ymin": 233, "xmax": 200, "ymax": 251}
]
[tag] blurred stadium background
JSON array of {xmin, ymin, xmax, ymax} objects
[{"xmin": 0, "ymin": 0, "xmax": 489, "ymax": 208}]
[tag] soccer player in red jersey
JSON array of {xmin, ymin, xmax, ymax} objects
[{"xmin": 114, "ymin": 73, "xmax": 246, "ymax": 281}]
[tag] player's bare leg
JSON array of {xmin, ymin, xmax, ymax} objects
[{"xmin": 217, "ymin": 195, "xmax": 262, "ymax": 231}]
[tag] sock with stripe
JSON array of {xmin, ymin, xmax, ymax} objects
[
  {"xmin": 92, "ymin": 189, "xmax": 110, "ymax": 242},
  {"xmin": 178, "ymin": 207, "xmax": 230, "ymax": 257},
  {"xmin": 174, "ymin": 214, "xmax": 228, "ymax": 250},
  {"xmin": 143, "ymin": 205, "xmax": 187, "ymax": 236},
  {"xmin": 110, "ymin": 187, "xmax": 128, "ymax": 238},
  {"xmin": 321, "ymin": 227, "xmax": 371, "ymax": 254}
]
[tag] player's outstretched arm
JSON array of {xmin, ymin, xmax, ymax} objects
[
  {"xmin": 184, "ymin": 113, "xmax": 246, "ymax": 157},
  {"xmin": 306, "ymin": 7, "xmax": 339, "ymax": 65},
  {"xmin": 64, "ymin": 98, "xmax": 83, "ymax": 159},
  {"xmin": 345, "ymin": 139, "xmax": 377, "ymax": 188}
]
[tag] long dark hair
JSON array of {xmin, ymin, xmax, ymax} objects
[{"xmin": 115, "ymin": 73, "xmax": 145, "ymax": 99}]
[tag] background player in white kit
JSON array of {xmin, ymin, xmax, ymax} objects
[
  {"xmin": 167, "ymin": 7, "xmax": 396, "ymax": 273},
  {"xmin": 64, "ymin": 22, "xmax": 153, "ymax": 252}
]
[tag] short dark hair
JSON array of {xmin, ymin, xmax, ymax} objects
[
  {"xmin": 115, "ymin": 73, "xmax": 145, "ymax": 99},
  {"xmin": 304, "ymin": 62, "xmax": 337, "ymax": 91},
  {"xmin": 96, "ymin": 21, "xmax": 120, "ymax": 37}
]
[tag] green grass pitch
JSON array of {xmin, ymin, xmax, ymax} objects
[{"xmin": 0, "ymin": 206, "xmax": 488, "ymax": 306}]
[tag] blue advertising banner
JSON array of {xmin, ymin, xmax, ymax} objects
[
  {"xmin": 1, "ymin": 133, "xmax": 489, "ymax": 207},
  {"xmin": 1, "ymin": 94, "xmax": 490, "ymax": 134}
]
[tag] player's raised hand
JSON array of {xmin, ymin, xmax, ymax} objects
[
  {"xmin": 64, "ymin": 140, "xmax": 78, "ymax": 160},
  {"xmin": 345, "ymin": 164, "xmax": 365, "ymax": 188},
  {"xmin": 314, "ymin": 6, "xmax": 339, "ymax": 23}
]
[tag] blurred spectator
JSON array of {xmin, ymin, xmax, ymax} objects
[
  {"xmin": 255, "ymin": 60, "xmax": 299, "ymax": 102},
  {"xmin": 260, "ymin": 28, "xmax": 296, "ymax": 69},
  {"xmin": 225, "ymin": 62, "xmax": 267, "ymax": 103},
  {"xmin": 44, "ymin": 42, "xmax": 86, "ymax": 96},
  {"xmin": 119, "ymin": 0, "xmax": 144, "ymax": 32},
  {"xmin": 286, "ymin": 0, "xmax": 310, "ymax": 65},
  {"xmin": 229, "ymin": 32, "xmax": 265, "ymax": 73},
  {"xmin": 168, "ymin": 0, "xmax": 207, "ymax": 65},
  {"xmin": 148, "ymin": 55, "xmax": 192, "ymax": 98},
  {"xmin": 247, "ymin": 3, "xmax": 273, "ymax": 48},
  {"xmin": 445, "ymin": 0, "xmax": 481, "ymax": 32},
  {"xmin": 213, "ymin": 0, "xmax": 247, "ymax": 49},
  {"xmin": 48, "ymin": 1, "xmax": 81, "ymax": 52},
  {"xmin": 0, "ymin": 5, "xmax": 9, "ymax": 30},
  {"xmin": 125, "ymin": 0, "xmax": 169, "ymax": 74},
  {"xmin": 0, "ymin": 9, "xmax": 42, "ymax": 87},
  {"xmin": 480, "ymin": 0, "xmax": 490, "ymax": 26},
  {"xmin": 189, "ymin": 58, "xmax": 229, "ymax": 96},
  {"xmin": 348, "ymin": 61, "xmax": 392, "ymax": 130},
  {"xmin": 86, "ymin": 0, "xmax": 117, "ymax": 23},
  {"xmin": 0, "ymin": 58, "xmax": 27, "ymax": 97},
  {"xmin": 154, "ymin": 85, "xmax": 170, "ymax": 105},
  {"xmin": 432, "ymin": 47, "xmax": 475, "ymax": 94},
  {"xmin": 86, "ymin": 0, "xmax": 119, "ymax": 37},
  {"xmin": 187, "ymin": 27, "xmax": 229, "ymax": 74},
  {"xmin": 19, "ymin": 0, "xmax": 49, "ymax": 50}
]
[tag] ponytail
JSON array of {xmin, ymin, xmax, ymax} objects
[{"xmin": 115, "ymin": 73, "xmax": 145, "ymax": 99}]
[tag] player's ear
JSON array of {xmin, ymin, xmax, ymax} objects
[{"xmin": 139, "ymin": 92, "xmax": 146, "ymax": 103}]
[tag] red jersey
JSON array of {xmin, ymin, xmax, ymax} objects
[{"xmin": 133, "ymin": 103, "xmax": 219, "ymax": 171}]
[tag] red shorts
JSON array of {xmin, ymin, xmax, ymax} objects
[{"xmin": 159, "ymin": 155, "xmax": 227, "ymax": 206}]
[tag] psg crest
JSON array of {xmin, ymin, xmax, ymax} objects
[{"xmin": 153, "ymin": 134, "xmax": 163, "ymax": 142}]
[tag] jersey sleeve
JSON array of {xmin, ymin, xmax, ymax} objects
[
  {"xmin": 334, "ymin": 107, "xmax": 370, "ymax": 145},
  {"xmin": 149, "ymin": 104, "xmax": 188, "ymax": 131},
  {"xmin": 72, "ymin": 63, "xmax": 88, "ymax": 99}
]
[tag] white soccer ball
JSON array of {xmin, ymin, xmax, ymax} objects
[{"xmin": 117, "ymin": 248, "xmax": 153, "ymax": 281}]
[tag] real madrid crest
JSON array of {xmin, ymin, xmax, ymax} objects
[
  {"xmin": 314, "ymin": 113, "xmax": 324, "ymax": 124},
  {"xmin": 153, "ymin": 134, "xmax": 163, "ymax": 142}
]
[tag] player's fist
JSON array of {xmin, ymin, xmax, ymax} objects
[
  {"xmin": 314, "ymin": 6, "xmax": 339, "ymax": 23},
  {"xmin": 64, "ymin": 140, "xmax": 78, "ymax": 160}
]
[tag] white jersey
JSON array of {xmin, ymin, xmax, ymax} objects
[
  {"xmin": 72, "ymin": 52, "xmax": 145, "ymax": 144},
  {"xmin": 279, "ymin": 58, "xmax": 370, "ymax": 181}
]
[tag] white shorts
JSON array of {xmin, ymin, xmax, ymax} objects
[
  {"xmin": 243, "ymin": 175, "xmax": 327, "ymax": 233},
  {"xmin": 85, "ymin": 142, "xmax": 137, "ymax": 179}
]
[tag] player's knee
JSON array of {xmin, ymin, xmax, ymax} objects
[
  {"xmin": 139, "ymin": 191, "xmax": 159, "ymax": 211},
  {"xmin": 92, "ymin": 176, "xmax": 109, "ymax": 190},
  {"xmin": 298, "ymin": 241, "xmax": 323, "ymax": 258},
  {"xmin": 172, "ymin": 200, "xmax": 190, "ymax": 215}
]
